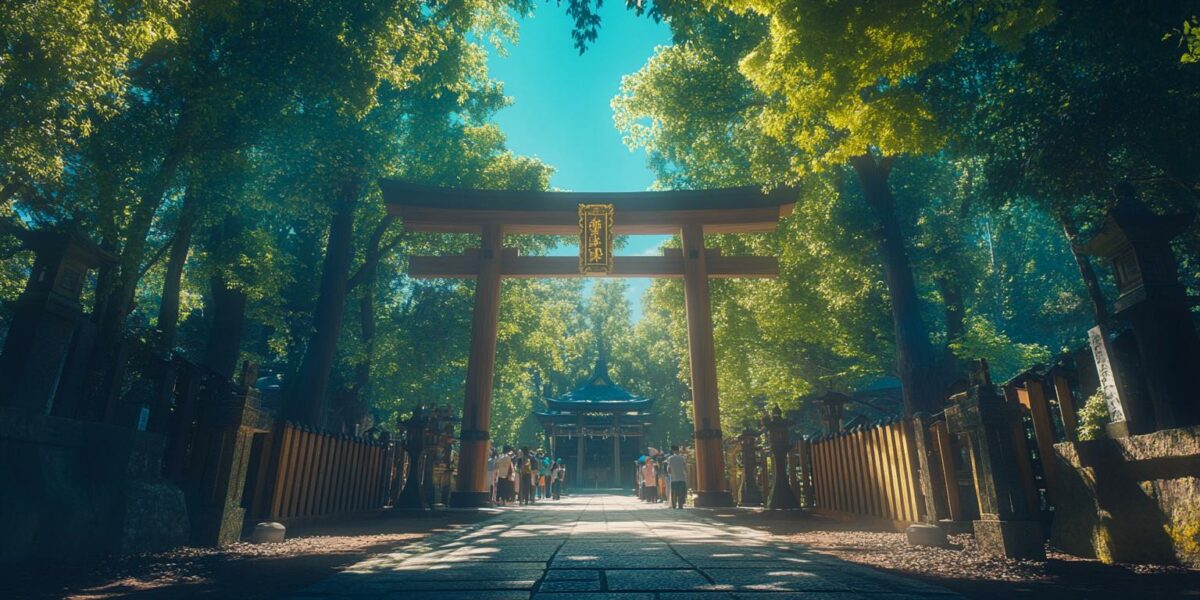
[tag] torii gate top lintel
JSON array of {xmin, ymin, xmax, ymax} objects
[{"xmin": 380, "ymin": 180, "xmax": 796, "ymax": 235}]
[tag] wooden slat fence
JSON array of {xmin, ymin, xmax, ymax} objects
[
  {"xmin": 257, "ymin": 422, "xmax": 395, "ymax": 523},
  {"xmin": 806, "ymin": 418, "xmax": 922, "ymax": 527}
]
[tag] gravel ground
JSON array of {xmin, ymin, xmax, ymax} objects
[
  {"xmin": 6, "ymin": 512, "xmax": 489, "ymax": 600},
  {"xmin": 722, "ymin": 512, "xmax": 1200, "ymax": 600}
]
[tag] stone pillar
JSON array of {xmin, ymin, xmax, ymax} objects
[
  {"xmin": 736, "ymin": 427, "xmax": 762, "ymax": 506},
  {"xmin": 1079, "ymin": 184, "xmax": 1200, "ymax": 432},
  {"xmin": 450, "ymin": 225, "xmax": 503, "ymax": 507},
  {"xmin": 189, "ymin": 362, "xmax": 271, "ymax": 546},
  {"xmin": 680, "ymin": 224, "xmax": 733, "ymax": 507},
  {"xmin": 0, "ymin": 229, "xmax": 111, "ymax": 415},
  {"xmin": 763, "ymin": 406, "xmax": 800, "ymax": 510},
  {"xmin": 946, "ymin": 360, "xmax": 1044, "ymax": 559}
]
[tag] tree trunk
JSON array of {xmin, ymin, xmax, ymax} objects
[
  {"xmin": 849, "ymin": 153, "xmax": 943, "ymax": 415},
  {"xmin": 201, "ymin": 216, "xmax": 248, "ymax": 380},
  {"xmin": 935, "ymin": 273, "xmax": 968, "ymax": 383},
  {"xmin": 288, "ymin": 181, "xmax": 360, "ymax": 427},
  {"xmin": 203, "ymin": 274, "xmax": 248, "ymax": 380},
  {"xmin": 98, "ymin": 129, "xmax": 189, "ymax": 342},
  {"xmin": 338, "ymin": 215, "xmax": 396, "ymax": 432},
  {"xmin": 1057, "ymin": 210, "xmax": 1110, "ymax": 327},
  {"xmin": 937, "ymin": 275, "xmax": 966, "ymax": 344},
  {"xmin": 86, "ymin": 131, "xmax": 188, "ymax": 419},
  {"xmin": 157, "ymin": 185, "xmax": 202, "ymax": 349},
  {"xmin": 343, "ymin": 290, "xmax": 376, "ymax": 431}
]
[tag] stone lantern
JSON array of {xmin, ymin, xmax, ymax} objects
[
  {"xmin": 735, "ymin": 427, "xmax": 763, "ymax": 506},
  {"xmin": 762, "ymin": 405, "xmax": 800, "ymax": 510},
  {"xmin": 945, "ymin": 360, "xmax": 1044, "ymax": 559},
  {"xmin": 0, "ymin": 227, "xmax": 113, "ymax": 415},
  {"xmin": 817, "ymin": 391, "xmax": 850, "ymax": 434},
  {"xmin": 1079, "ymin": 183, "xmax": 1200, "ymax": 432},
  {"xmin": 395, "ymin": 405, "xmax": 429, "ymax": 509},
  {"xmin": 422, "ymin": 407, "xmax": 449, "ymax": 507}
]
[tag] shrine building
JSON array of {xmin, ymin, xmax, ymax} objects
[{"xmin": 534, "ymin": 357, "xmax": 655, "ymax": 489}]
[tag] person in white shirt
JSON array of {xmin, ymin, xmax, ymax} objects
[
  {"xmin": 486, "ymin": 449, "xmax": 498, "ymax": 504},
  {"xmin": 495, "ymin": 446, "xmax": 514, "ymax": 506},
  {"xmin": 666, "ymin": 446, "xmax": 689, "ymax": 509}
]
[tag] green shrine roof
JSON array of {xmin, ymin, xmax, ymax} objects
[{"xmin": 536, "ymin": 357, "xmax": 654, "ymax": 415}]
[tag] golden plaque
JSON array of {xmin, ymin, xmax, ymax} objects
[{"xmin": 578, "ymin": 204, "xmax": 614, "ymax": 275}]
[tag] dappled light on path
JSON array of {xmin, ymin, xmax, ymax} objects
[{"xmin": 294, "ymin": 494, "xmax": 960, "ymax": 599}]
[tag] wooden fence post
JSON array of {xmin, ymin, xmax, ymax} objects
[
  {"xmin": 931, "ymin": 420, "xmax": 963, "ymax": 522},
  {"xmin": 1051, "ymin": 370, "xmax": 1079, "ymax": 441},
  {"xmin": 1016, "ymin": 379, "xmax": 1059, "ymax": 505},
  {"xmin": 910, "ymin": 414, "xmax": 943, "ymax": 523}
]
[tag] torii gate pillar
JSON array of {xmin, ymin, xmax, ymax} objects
[
  {"xmin": 681, "ymin": 224, "xmax": 734, "ymax": 507},
  {"xmin": 448, "ymin": 224, "xmax": 503, "ymax": 508}
]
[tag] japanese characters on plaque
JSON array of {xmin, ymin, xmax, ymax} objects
[{"xmin": 578, "ymin": 203, "xmax": 614, "ymax": 275}]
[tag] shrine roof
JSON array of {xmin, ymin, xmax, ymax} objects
[
  {"xmin": 379, "ymin": 180, "xmax": 797, "ymax": 235},
  {"xmin": 531, "ymin": 357, "xmax": 658, "ymax": 417}
]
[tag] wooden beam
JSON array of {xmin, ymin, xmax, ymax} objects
[
  {"xmin": 392, "ymin": 206, "xmax": 790, "ymax": 235},
  {"xmin": 407, "ymin": 248, "xmax": 779, "ymax": 279}
]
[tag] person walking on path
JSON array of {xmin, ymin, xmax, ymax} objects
[
  {"xmin": 642, "ymin": 457, "xmax": 658, "ymax": 503},
  {"xmin": 518, "ymin": 447, "xmax": 535, "ymax": 505},
  {"xmin": 555, "ymin": 458, "xmax": 566, "ymax": 499},
  {"xmin": 666, "ymin": 446, "xmax": 688, "ymax": 509},
  {"xmin": 486, "ymin": 449, "xmax": 498, "ymax": 505},
  {"xmin": 536, "ymin": 450, "xmax": 549, "ymax": 500},
  {"xmin": 495, "ymin": 446, "xmax": 514, "ymax": 506}
]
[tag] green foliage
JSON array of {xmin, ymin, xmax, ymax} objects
[
  {"xmin": 949, "ymin": 314, "xmax": 1050, "ymax": 382},
  {"xmin": 1076, "ymin": 390, "xmax": 1110, "ymax": 441},
  {"xmin": 1166, "ymin": 17, "xmax": 1200, "ymax": 64},
  {"xmin": 0, "ymin": 0, "xmax": 177, "ymax": 193},
  {"xmin": 4, "ymin": 0, "xmax": 1198, "ymax": 454}
]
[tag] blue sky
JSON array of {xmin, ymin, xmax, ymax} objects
[{"xmin": 485, "ymin": 3, "xmax": 671, "ymax": 319}]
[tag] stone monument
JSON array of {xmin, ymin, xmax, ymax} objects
[{"xmin": 945, "ymin": 360, "xmax": 1045, "ymax": 559}]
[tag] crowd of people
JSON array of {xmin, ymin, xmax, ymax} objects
[
  {"xmin": 636, "ymin": 445, "xmax": 689, "ymax": 509},
  {"xmin": 483, "ymin": 444, "xmax": 692, "ymax": 508},
  {"xmin": 486, "ymin": 446, "xmax": 565, "ymax": 506}
]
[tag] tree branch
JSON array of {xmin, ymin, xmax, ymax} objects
[
  {"xmin": 138, "ymin": 233, "xmax": 177, "ymax": 279},
  {"xmin": 347, "ymin": 215, "xmax": 399, "ymax": 290}
]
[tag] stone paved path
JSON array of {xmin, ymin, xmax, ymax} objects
[{"xmin": 291, "ymin": 494, "xmax": 962, "ymax": 600}]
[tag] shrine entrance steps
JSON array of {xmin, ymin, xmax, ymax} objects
[{"xmin": 289, "ymin": 493, "xmax": 961, "ymax": 599}]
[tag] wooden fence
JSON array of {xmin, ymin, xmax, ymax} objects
[
  {"xmin": 248, "ymin": 423, "xmax": 397, "ymax": 523},
  {"xmin": 807, "ymin": 418, "xmax": 922, "ymax": 527}
]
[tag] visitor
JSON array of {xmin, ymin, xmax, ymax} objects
[
  {"xmin": 666, "ymin": 445, "xmax": 688, "ymax": 509},
  {"xmin": 538, "ymin": 450, "xmax": 551, "ymax": 500},
  {"xmin": 518, "ymin": 447, "xmax": 534, "ymax": 505},
  {"xmin": 529, "ymin": 449, "xmax": 539, "ymax": 504},
  {"xmin": 555, "ymin": 458, "xmax": 566, "ymax": 499},
  {"xmin": 486, "ymin": 449, "xmax": 498, "ymax": 505},
  {"xmin": 496, "ymin": 445, "xmax": 514, "ymax": 506},
  {"xmin": 642, "ymin": 456, "xmax": 658, "ymax": 503},
  {"xmin": 636, "ymin": 456, "xmax": 646, "ymax": 501},
  {"xmin": 657, "ymin": 457, "xmax": 667, "ymax": 502}
]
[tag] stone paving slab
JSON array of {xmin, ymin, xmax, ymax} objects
[
  {"xmin": 291, "ymin": 494, "xmax": 963, "ymax": 600},
  {"xmin": 604, "ymin": 568, "xmax": 714, "ymax": 591}
]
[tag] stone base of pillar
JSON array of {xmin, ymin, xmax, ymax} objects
[
  {"xmin": 693, "ymin": 490, "xmax": 734, "ymax": 508},
  {"xmin": 448, "ymin": 491, "xmax": 491, "ymax": 508},
  {"xmin": 972, "ymin": 519, "xmax": 1045, "ymax": 560}
]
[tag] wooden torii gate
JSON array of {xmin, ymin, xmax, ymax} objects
[{"xmin": 381, "ymin": 181, "xmax": 796, "ymax": 507}]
